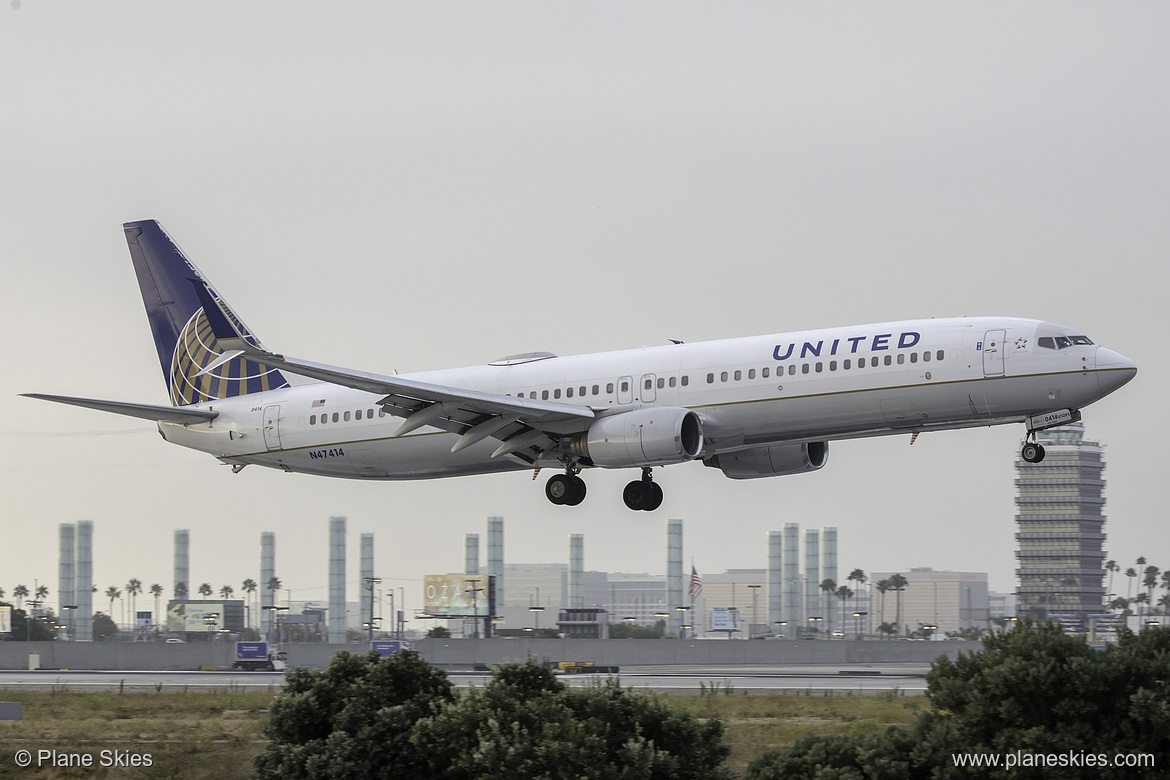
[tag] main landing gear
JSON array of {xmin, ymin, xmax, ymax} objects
[
  {"xmin": 545, "ymin": 470, "xmax": 587, "ymax": 506},
  {"xmin": 1021, "ymin": 438, "xmax": 1046, "ymax": 464},
  {"xmin": 623, "ymin": 468, "xmax": 663, "ymax": 512}
]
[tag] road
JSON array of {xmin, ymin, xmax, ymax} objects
[{"xmin": 0, "ymin": 666, "xmax": 928, "ymax": 694}]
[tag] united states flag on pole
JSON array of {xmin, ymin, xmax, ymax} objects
[{"xmin": 688, "ymin": 565, "xmax": 702, "ymax": 598}]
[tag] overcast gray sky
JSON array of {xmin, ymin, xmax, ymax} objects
[{"xmin": 2, "ymin": 3, "xmax": 1165, "ymax": 626}]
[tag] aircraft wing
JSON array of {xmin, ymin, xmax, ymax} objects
[
  {"xmin": 236, "ymin": 350, "xmax": 594, "ymax": 460},
  {"xmin": 193, "ymin": 280, "xmax": 592, "ymax": 461},
  {"xmin": 21, "ymin": 394, "xmax": 219, "ymax": 424}
]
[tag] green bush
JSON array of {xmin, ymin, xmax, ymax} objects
[
  {"xmin": 746, "ymin": 622, "xmax": 1170, "ymax": 779},
  {"xmin": 255, "ymin": 651, "xmax": 730, "ymax": 780}
]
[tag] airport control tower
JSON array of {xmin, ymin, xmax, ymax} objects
[{"xmin": 1015, "ymin": 423, "xmax": 1108, "ymax": 619}]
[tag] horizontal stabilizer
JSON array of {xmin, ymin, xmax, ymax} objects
[{"xmin": 21, "ymin": 394, "xmax": 218, "ymax": 424}]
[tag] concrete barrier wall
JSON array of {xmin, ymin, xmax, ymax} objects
[{"xmin": 0, "ymin": 638, "xmax": 980, "ymax": 671}]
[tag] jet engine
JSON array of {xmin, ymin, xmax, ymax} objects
[
  {"xmin": 568, "ymin": 407, "xmax": 703, "ymax": 468},
  {"xmin": 704, "ymin": 441, "xmax": 829, "ymax": 479}
]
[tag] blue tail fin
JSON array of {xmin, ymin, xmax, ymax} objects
[{"xmin": 124, "ymin": 220, "xmax": 289, "ymax": 406}]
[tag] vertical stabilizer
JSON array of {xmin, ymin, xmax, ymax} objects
[{"xmin": 124, "ymin": 220, "xmax": 288, "ymax": 406}]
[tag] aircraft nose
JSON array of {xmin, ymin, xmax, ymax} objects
[{"xmin": 1095, "ymin": 347, "xmax": 1137, "ymax": 396}]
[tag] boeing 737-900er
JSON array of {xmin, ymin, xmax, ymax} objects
[{"xmin": 25, "ymin": 220, "xmax": 1137, "ymax": 511}]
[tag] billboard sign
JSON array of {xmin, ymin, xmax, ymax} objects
[
  {"xmin": 166, "ymin": 602, "xmax": 224, "ymax": 632},
  {"xmin": 371, "ymin": 640, "xmax": 405, "ymax": 657},
  {"xmin": 710, "ymin": 607, "xmax": 741, "ymax": 632},
  {"xmin": 423, "ymin": 575, "xmax": 491, "ymax": 618}
]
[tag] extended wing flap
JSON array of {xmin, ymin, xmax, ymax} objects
[{"xmin": 22, "ymin": 393, "xmax": 218, "ymax": 424}]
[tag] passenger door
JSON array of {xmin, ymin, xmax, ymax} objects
[{"xmin": 982, "ymin": 330, "xmax": 1006, "ymax": 377}]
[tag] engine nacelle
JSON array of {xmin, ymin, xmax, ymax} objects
[
  {"xmin": 569, "ymin": 407, "xmax": 704, "ymax": 468},
  {"xmin": 704, "ymin": 442, "xmax": 829, "ymax": 480}
]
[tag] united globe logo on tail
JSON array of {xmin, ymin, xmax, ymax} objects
[{"xmin": 168, "ymin": 306, "xmax": 288, "ymax": 406}]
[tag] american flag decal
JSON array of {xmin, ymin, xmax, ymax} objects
[{"xmin": 312, "ymin": 399, "xmax": 326, "ymax": 408}]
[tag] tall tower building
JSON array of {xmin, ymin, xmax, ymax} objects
[{"xmin": 1015, "ymin": 424, "xmax": 1108, "ymax": 619}]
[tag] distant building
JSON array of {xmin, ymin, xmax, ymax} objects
[
  {"xmin": 1015, "ymin": 424, "xmax": 1108, "ymax": 619},
  {"xmin": 870, "ymin": 569, "xmax": 989, "ymax": 636}
]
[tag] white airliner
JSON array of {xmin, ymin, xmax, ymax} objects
[{"xmin": 26, "ymin": 220, "xmax": 1137, "ymax": 511}]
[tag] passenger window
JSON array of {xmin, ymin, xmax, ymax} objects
[
  {"xmin": 554, "ymin": 389, "xmax": 561, "ymax": 399},
  {"xmin": 607, "ymin": 383, "xmax": 614, "ymax": 393},
  {"xmin": 936, "ymin": 350, "xmax": 944, "ymax": 361},
  {"xmin": 332, "ymin": 412, "xmax": 339, "ymax": 423},
  {"xmin": 720, "ymin": 371, "xmax": 728, "ymax": 382},
  {"xmin": 884, "ymin": 356, "xmax": 892, "ymax": 366},
  {"xmin": 815, "ymin": 362, "xmax": 823, "ymax": 373},
  {"xmin": 621, "ymin": 380, "xmax": 629, "ymax": 392},
  {"xmin": 344, "ymin": 411, "xmax": 351, "ymax": 421},
  {"xmin": 368, "ymin": 409, "xmax": 374, "ymax": 418},
  {"xmin": 923, "ymin": 351, "xmax": 931, "ymax": 363},
  {"xmin": 566, "ymin": 387, "xmax": 573, "ymax": 398},
  {"xmin": 379, "ymin": 408, "xmax": 386, "ymax": 417},
  {"xmin": 762, "ymin": 367, "xmax": 769, "ymax": 378},
  {"xmin": 897, "ymin": 354, "xmax": 905, "ymax": 365},
  {"xmin": 657, "ymin": 377, "xmax": 665, "ymax": 389},
  {"xmin": 580, "ymin": 386, "xmax": 586, "ymax": 396},
  {"xmin": 356, "ymin": 409, "xmax": 363, "ymax": 420},
  {"xmin": 310, "ymin": 415, "xmax": 316, "ymax": 425},
  {"xmin": 788, "ymin": 365, "xmax": 796, "ymax": 376},
  {"xmin": 668, "ymin": 377, "xmax": 676, "ymax": 388},
  {"xmin": 748, "ymin": 369, "xmax": 756, "ymax": 379},
  {"xmin": 542, "ymin": 390, "xmax": 549, "ymax": 400},
  {"xmin": 843, "ymin": 359, "xmax": 851, "ymax": 370},
  {"xmin": 734, "ymin": 370, "xmax": 742, "ymax": 381},
  {"xmin": 593, "ymin": 385, "xmax": 600, "ymax": 395},
  {"xmin": 802, "ymin": 364, "xmax": 810, "ymax": 375},
  {"xmin": 644, "ymin": 379, "xmax": 652, "ymax": 390},
  {"xmin": 518, "ymin": 392, "xmax": 525, "ymax": 398},
  {"xmin": 871, "ymin": 357, "xmax": 879, "ymax": 367},
  {"xmin": 829, "ymin": 361, "xmax": 837, "ymax": 371},
  {"xmin": 910, "ymin": 353, "xmax": 918, "ymax": 364},
  {"xmin": 681, "ymin": 375, "xmax": 689, "ymax": 386},
  {"xmin": 707, "ymin": 373, "xmax": 715, "ymax": 384}
]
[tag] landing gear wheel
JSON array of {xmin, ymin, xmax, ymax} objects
[
  {"xmin": 546, "ymin": 474, "xmax": 572, "ymax": 505},
  {"xmin": 1021, "ymin": 442, "xmax": 1046, "ymax": 464},
  {"xmin": 623, "ymin": 480, "xmax": 646, "ymax": 510},
  {"xmin": 623, "ymin": 469, "xmax": 664, "ymax": 511},
  {"xmin": 643, "ymin": 482, "xmax": 663, "ymax": 511},
  {"xmin": 564, "ymin": 475, "xmax": 587, "ymax": 506},
  {"xmin": 546, "ymin": 473, "xmax": 587, "ymax": 506}
]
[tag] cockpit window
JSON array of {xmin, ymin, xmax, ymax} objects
[{"xmin": 1038, "ymin": 334, "xmax": 1093, "ymax": 350}]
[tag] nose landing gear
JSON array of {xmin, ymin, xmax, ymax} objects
[
  {"xmin": 623, "ymin": 468, "xmax": 663, "ymax": 511},
  {"xmin": 1021, "ymin": 439, "xmax": 1046, "ymax": 464}
]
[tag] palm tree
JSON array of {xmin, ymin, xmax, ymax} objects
[
  {"xmin": 820, "ymin": 579, "xmax": 836, "ymax": 634},
  {"xmin": 126, "ymin": 579, "xmax": 142, "ymax": 631},
  {"xmin": 35, "ymin": 584, "xmax": 49, "ymax": 602},
  {"xmin": 150, "ymin": 584, "xmax": 163, "ymax": 629},
  {"xmin": 1125, "ymin": 568, "xmax": 1138, "ymax": 601},
  {"xmin": 888, "ymin": 573, "xmax": 908, "ymax": 636},
  {"xmin": 847, "ymin": 568, "xmax": 867, "ymax": 634},
  {"xmin": 242, "ymin": 578, "xmax": 258, "ymax": 630},
  {"xmin": 219, "ymin": 585, "xmax": 234, "ymax": 601},
  {"xmin": 197, "ymin": 583, "xmax": 212, "ymax": 598},
  {"xmin": 105, "ymin": 586, "xmax": 121, "ymax": 624},
  {"xmin": 0, "ymin": 587, "xmax": 5, "ymax": 599},
  {"xmin": 1105, "ymin": 560, "xmax": 1118, "ymax": 603},
  {"xmin": 835, "ymin": 585, "xmax": 853, "ymax": 636},
  {"xmin": 875, "ymin": 579, "xmax": 892, "ymax": 633},
  {"xmin": 266, "ymin": 576, "xmax": 282, "ymax": 640},
  {"xmin": 1143, "ymin": 566, "xmax": 1160, "ymax": 615},
  {"xmin": 12, "ymin": 585, "xmax": 28, "ymax": 610},
  {"xmin": 174, "ymin": 582, "xmax": 188, "ymax": 599},
  {"xmin": 1161, "ymin": 571, "xmax": 1170, "ymax": 616}
]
